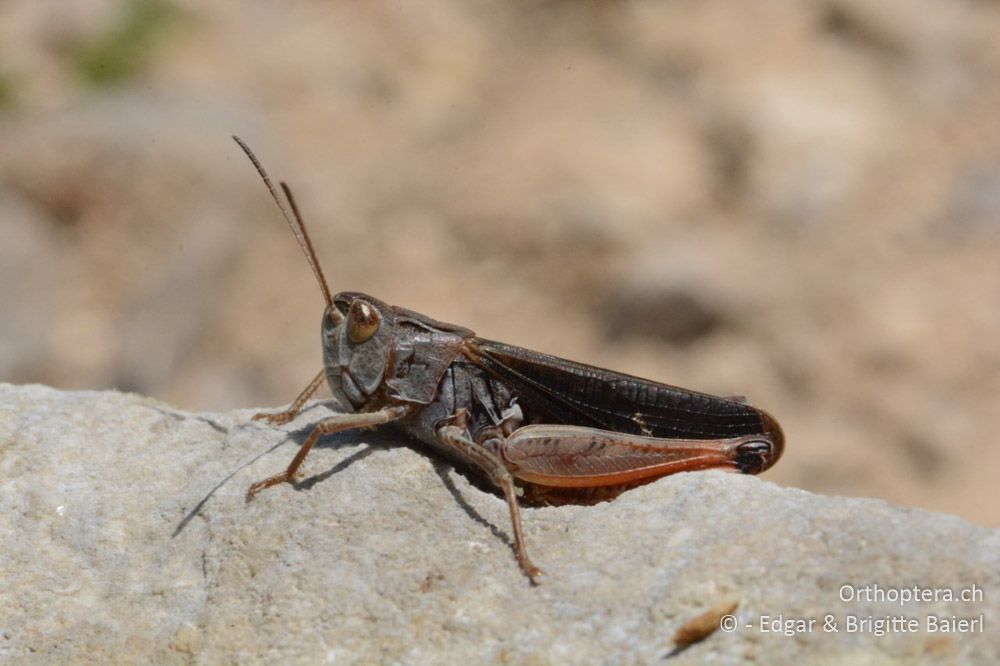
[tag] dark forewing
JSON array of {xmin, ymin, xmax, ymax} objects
[{"xmin": 466, "ymin": 338, "xmax": 774, "ymax": 440}]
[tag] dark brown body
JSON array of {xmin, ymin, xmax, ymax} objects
[
  {"xmin": 399, "ymin": 334, "xmax": 783, "ymax": 506},
  {"xmin": 317, "ymin": 290, "xmax": 782, "ymax": 503},
  {"xmin": 233, "ymin": 136, "xmax": 784, "ymax": 582}
]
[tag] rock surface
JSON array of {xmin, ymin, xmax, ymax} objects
[{"xmin": 1, "ymin": 383, "xmax": 997, "ymax": 664}]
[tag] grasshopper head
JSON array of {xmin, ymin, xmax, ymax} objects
[
  {"xmin": 322, "ymin": 292, "xmax": 395, "ymax": 412},
  {"xmin": 231, "ymin": 138, "xmax": 400, "ymax": 413}
]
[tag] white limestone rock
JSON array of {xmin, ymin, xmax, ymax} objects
[{"xmin": 1, "ymin": 383, "xmax": 996, "ymax": 663}]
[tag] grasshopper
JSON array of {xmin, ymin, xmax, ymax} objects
[{"xmin": 234, "ymin": 136, "xmax": 784, "ymax": 583}]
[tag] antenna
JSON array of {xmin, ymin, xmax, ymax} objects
[{"xmin": 232, "ymin": 135, "xmax": 339, "ymax": 320}]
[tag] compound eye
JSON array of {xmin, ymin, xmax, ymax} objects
[{"xmin": 347, "ymin": 300, "xmax": 380, "ymax": 343}]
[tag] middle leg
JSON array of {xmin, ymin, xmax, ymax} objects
[{"xmin": 436, "ymin": 418, "xmax": 542, "ymax": 583}]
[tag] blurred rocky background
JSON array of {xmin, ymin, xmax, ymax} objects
[{"xmin": 1, "ymin": 0, "xmax": 998, "ymax": 526}]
